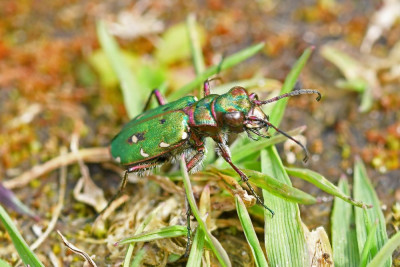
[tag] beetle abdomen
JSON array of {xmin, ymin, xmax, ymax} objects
[{"xmin": 110, "ymin": 110, "xmax": 191, "ymax": 166}]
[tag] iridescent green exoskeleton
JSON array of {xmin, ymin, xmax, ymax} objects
[{"xmin": 110, "ymin": 82, "xmax": 321, "ymax": 215}]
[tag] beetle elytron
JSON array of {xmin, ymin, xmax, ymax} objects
[{"xmin": 110, "ymin": 81, "xmax": 321, "ymax": 214}]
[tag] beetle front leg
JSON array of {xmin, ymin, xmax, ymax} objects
[
  {"xmin": 142, "ymin": 89, "xmax": 167, "ymax": 111},
  {"xmin": 216, "ymin": 142, "xmax": 275, "ymax": 216}
]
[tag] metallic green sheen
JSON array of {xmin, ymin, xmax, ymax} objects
[
  {"xmin": 110, "ymin": 96, "xmax": 196, "ymax": 166},
  {"xmin": 214, "ymin": 88, "xmax": 251, "ymax": 114},
  {"xmin": 193, "ymin": 95, "xmax": 218, "ymax": 125}
]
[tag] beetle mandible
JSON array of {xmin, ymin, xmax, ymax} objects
[{"xmin": 110, "ymin": 81, "xmax": 321, "ymax": 214}]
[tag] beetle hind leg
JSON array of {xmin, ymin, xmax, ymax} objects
[{"xmin": 142, "ymin": 89, "xmax": 167, "ymax": 111}]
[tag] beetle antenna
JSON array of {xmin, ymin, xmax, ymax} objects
[
  {"xmin": 263, "ymin": 120, "xmax": 310, "ymax": 162},
  {"xmin": 253, "ymin": 89, "xmax": 321, "ymax": 106}
]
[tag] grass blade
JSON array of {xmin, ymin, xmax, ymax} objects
[
  {"xmin": 331, "ymin": 178, "xmax": 360, "ymax": 267},
  {"xmin": 180, "ymin": 155, "xmax": 231, "ymax": 267},
  {"xmin": 286, "ymin": 167, "xmax": 372, "ymax": 208},
  {"xmin": 187, "ymin": 14, "xmax": 205, "ymax": 76},
  {"xmin": 235, "ymin": 195, "xmax": 269, "ymax": 267},
  {"xmin": 169, "ymin": 43, "xmax": 265, "ymax": 100},
  {"xmin": 116, "ymin": 225, "xmax": 187, "ymax": 245},
  {"xmin": 354, "ymin": 158, "xmax": 391, "ymax": 266},
  {"xmin": 360, "ymin": 219, "xmax": 378, "ymax": 267},
  {"xmin": 211, "ymin": 168, "xmax": 317, "ymax": 205},
  {"xmin": 0, "ymin": 205, "xmax": 44, "ymax": 267},
  {"xmin": 97, "ymin": 20, "xmax": 144, "ymax": 118},
  {"xmin": 269, "ymin": 47, "xmax": 313, "ymax": 127},
  {"xmin": 262, "ymin": 148, "xmax": 310, "ymax": 266},
  {"xmin": 367, "ymin": 231, "xmax": 400, "ymax": 267},
  {"xmin": 0, "ymin": 259, "xmax": 11, "ymax": 267},
  {"xmin": 130, "ymin": 247, "xmax": 147, "ymax": 267},
  {"xmin": 216, "ymin": 126, "xmax": 305, "ymax": 167},
  {"xmin": 187, "ymin": 228, "xmax": 206, "ymax": 267}
]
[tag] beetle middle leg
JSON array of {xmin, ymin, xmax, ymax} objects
[
  {"xmin": 216, "ymin": 142, "xmax": 275, "ymax": 216},
  {"xmin": 94, "ymin": 170, "xmax": 129, "ymax": 220},
  {"xmin": 142, "ymin": 89, "xmax": 167, "ymax": 111},
  {"xmin": 95, "ymin": 162, "xmax": 160, "ymax": 220}
]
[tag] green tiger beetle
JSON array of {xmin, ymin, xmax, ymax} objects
[{"xmin": 109, "ymin": 81, "xmax": 321, "ymax": 253}]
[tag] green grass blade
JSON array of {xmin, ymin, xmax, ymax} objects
[
  {"xmin": 212, "ymin": 77, "xmax": 281, "ymax": 95},
  {"xmin": 211, "ymin": 168, "xmax": 316, "ymax": 205},
  {"xmin": 216, "ymin": 127, "xmax": 305, "ymax": 167},
  {"xmin": 97, "ymin": 20, "xmax": 144, "ymax": 118},
  {"xmin": 235, "ymin": 195, "xmax": 269, "ymax": 267},
  {"xmin": 0, "ymin": 205, "xmax": 44, "ymax": 267},
  {"xmin": 117, "ymin": 225, "xmax": 187, "ymax": 245},
  {"xmin": 187, "ymin": 228, "xmax": 206, "ymax": 267},
  {"xmin": 360, "ymin": 219, "xmax": 378, "ymax": 267},
  {"xmin": 269, "ymin": 47, "xmax": 313, "ymax": 127},
  {"xmin": 286, "ymin": 167, "xmax": 372, "ymax": 208},
  {"xmin": 354, "ymin": 158, "xmax": 391, "ymax": 266},
  {"xmin": 367, "ymin": 231, "xmax": 400, "ymax": 267},
  {"xmin": 0, "ymin": 259, "xmax": 11, "ymax": 267},
  {"xmin": 180, "ymin": 156, "xmax": 231, "ymax": 267},
  {"xmin": 331, "ymin": 178, "xmax": 360, "ymax": 267},
  {"xmin": 129, "ymin": 247, "xmax": 147, "ymax": 267},
  {"xmin": 231, "ymin": 127, "xmax": 305, "ymax": 164},
  {"xmin": 187, "ymin": 14, "xmax": 205, "ymax": 76},
  {"xmin": 261, "ymin": 148, "xmax": 310, "ymax": 266},
  {"xmin": 122, "ymin": 204, "xmax": 162, "ymax": 267},
  {"xmin": 169, "ymin": 43, "xmax": 265, "ymax": 100}
]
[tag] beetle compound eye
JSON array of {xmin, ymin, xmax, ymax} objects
[{"xmin": 223, "ymin": 111, "xmax": 244, "ymax": 128}]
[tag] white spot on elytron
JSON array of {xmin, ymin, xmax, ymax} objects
[
  {"xmin": 182, "ymin": 132, "xmax": 188, "ymax": 139},
  {"xmin": 159, "ymin": 142, "xmax": 170, "ymax": 148},
  {"xmin": 115, "ymin": 156, "xmax": 121, "ymax": 163},
  {"xmin": 193, "ymin": 96, "xmax": 198, "ymax": 101},
  {"xmin": 131, "ymin": 135, "xmax": 138, "ymax": 143},
  {"xmin": 140, "ymin": 148, "xmax": 149, "ymax": 157}
]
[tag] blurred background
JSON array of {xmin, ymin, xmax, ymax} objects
[{"xmin": 0, "ymin": 0, "xmax": 399, "ymax": 265}]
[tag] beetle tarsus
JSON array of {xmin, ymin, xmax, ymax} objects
[{"xmin": 245, "ymin": 180, "xmax": 275, "ymax": 217}]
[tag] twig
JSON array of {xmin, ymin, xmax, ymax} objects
[
  {"xmin": 57, "ymin": 230, "xmax": 97, "ymax": 267},
  {"xmin": 3, "ymin": 147, "xmax": 111, "ymax": 189}
]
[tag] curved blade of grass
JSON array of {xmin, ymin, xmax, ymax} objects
[
  {"xmin": 235, "ymin": 195, "xmax": 269, "ymax": 267},
  {"xmin": 0, "ymin": 259, "xmax": 11, "ymax": 267},
  {"xmin": 117, "ymin": 225, "xmax": 187, "ymax": 245},
  {"xmin": 360, "ymin": 219, "xmax": 378, "ymax": 267},
  {"xmin": 212, "ymin": 168, "xmax": 316, "ymax": 205},
  {"xmin": 169, "ymin": 43, "xmax": 265, "ymax": 100},
  {"xmin": 269, "ymin": 47, "xmax": 314, "ymax": 127},
  {"xmin": 331, "ymin": 178, "xmax": 360, "ymax": 267},
  {"xmin": 212, "ymin": 77, "xmax": 282, "ymax": 95},
  {"xmin": 187, "ymin": 14, "xmax": 205, "ymax": 76},
  {"xmin": 286, "ymin": 167, "xmax": 371, "ymax": 208},
  {"xmin": 97, "ymin": 20, "xmax": 144, "ymax": 118},
  {"xmin": 187, "ymin": 228, "xmax": 206, "ymax": 267},
  {"xmin": 130, "ymin": 247, "xmax": 147, "ymax": 267},
  {"xmin": 180, "ymin": 156, "xmax": 231, "ymax": 267},
  {"xmin": 0, "ymin": 205, "xmax": 44, "ymax": 267},
  {"xmin": 262, "ymin": 148, "xmax": 310, "ymax": 266},
  {"xmin": 367, "ymin": 231, "xmax": 400, "ymax": 267},
  {"xmin": 230, "ymin": 126, "xmax": 306, "ymax": 164},
  {"xmin": 353, "ymin": 158, "xmax": 390, "ymax": 266},
  {"xmin": 122, "ymin": 204, "xmax": 164, "ymax": 267}
]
